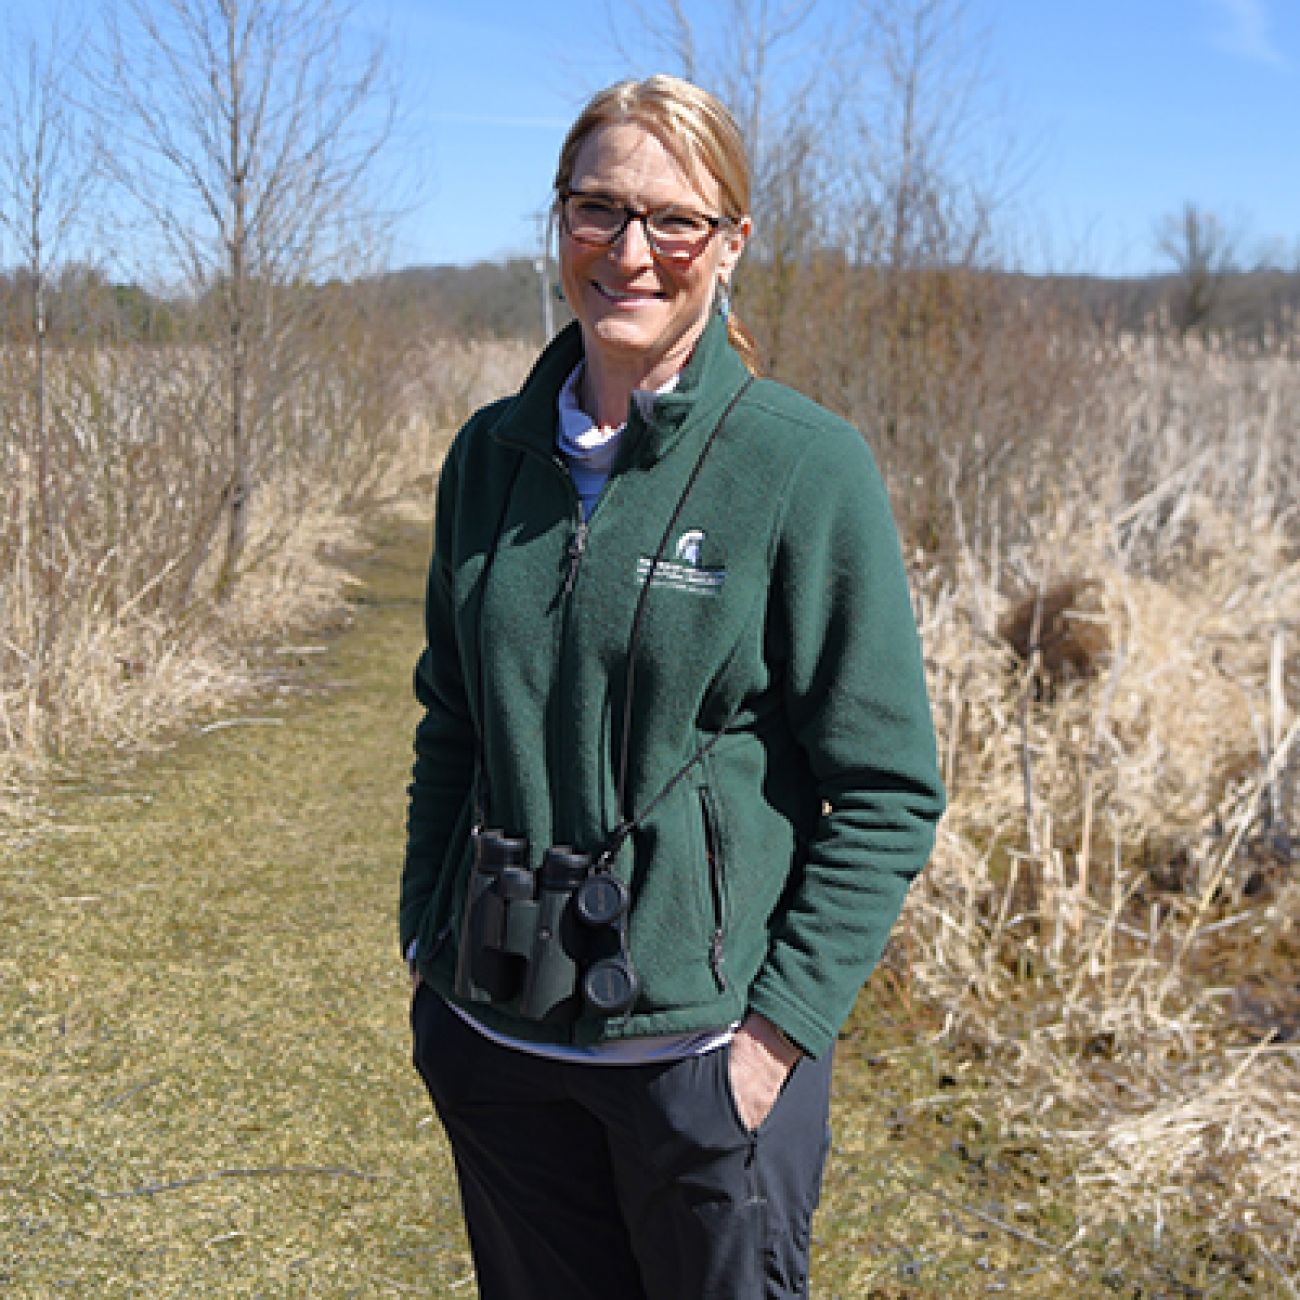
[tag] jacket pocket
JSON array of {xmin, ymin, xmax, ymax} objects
[
  {"xmin": 700, "ymin": 785, "xmax": 728, "ymax": 994},
  {"xmin": 623, "ymin": 784, "xmax": 729, "ymax": 1014}
]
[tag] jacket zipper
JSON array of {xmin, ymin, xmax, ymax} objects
[
  {"xmin": 529, "ymin": 448, "xmax": 589, "ymax": 851},
  {"xmin": 700, "ymin": 788, "xmax": 728, "ymax": 993},
  {"xmin": 563, "ymin": 520, "xmax": 589, "ymax": 595}
]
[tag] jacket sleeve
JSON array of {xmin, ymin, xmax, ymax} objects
[
  {"xmin": 745, "ymin": 421, "xmax": 945, "ymax": 1057},
  {"xmin": 398, "ymin": 431, "xmax": 477, "ymax": 958}
]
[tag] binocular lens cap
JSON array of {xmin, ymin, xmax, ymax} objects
[
  {"xmin": 583, "ymin": 958, "xmax": 639, "ymax": 1016},
  {"xmin": 541, "ymin": 847, "xmax": 590, "ymax": 886},
  {"xmin": 477, "ymin": 830, "xmax": 528, "ymax": 867},
  {"xmin": 575, "ymin": 874, "xmax": 628, "ymax": 927}
]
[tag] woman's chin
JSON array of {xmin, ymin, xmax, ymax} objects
[
  {"xmin": 582, "ymin": 315, "xmax": 663, "ymax": 359},
  {"xmin": 579, "ymin": 307, "xmax": 710, "ymax": 376}
]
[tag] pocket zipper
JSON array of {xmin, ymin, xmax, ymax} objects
[{"xmin": 700, "ymin": 788, "xmax": 728, "ymax": 993}]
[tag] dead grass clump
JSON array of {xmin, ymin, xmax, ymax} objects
[
  {"xmin": 997, "ymin": 578, "xmax": 1110, "ymax": 691},
  {"xmin": 903, "ymin": 325, "xmax": 1300, "ymax": 1274},
  {"xmin": 1075, "ymin": 1049, "xmax": 1300, "ymax": 1240},
  {"xmin": 0, "ymin": 480, "xmax": 366, "ymax": 798}
]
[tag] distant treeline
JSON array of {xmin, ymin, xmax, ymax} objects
[
  {"xmin": 1023, "ymin": 266, "xmax": 1300, "ymax": 341},
  {"xmin": 4, "ymin": 257, "xmax": 1298, "ymax": 348},
  {"xmin": 0, "ymin": 259, "xmax": 571, "ymax": 347}
]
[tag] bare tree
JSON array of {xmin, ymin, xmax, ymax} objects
[
  {"xmin": 1155, "ymin": 202, "xmax": 1241, "ymax": 336},
  {"xmin": 612, "ymin": 0, "xmax": 1014, "ymax": 263},
  {"xmin": 618, "ymin": 0, "xmax": 835, "ymax": 234},
  {"xmin": 92, "ymin": 0, "xmax": 395, "ymax": 598},
  {"xmin": 839, "ymin": 0, "xmax": 1025, "ymax": 273},
  {"xmin": 606, "ymin": 0, "xmax": 1055, "ymax": 553},
  {"xmin": 0, "ymin": 13, "xmax": 98, "ymax": 683}
]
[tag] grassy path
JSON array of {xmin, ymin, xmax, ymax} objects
[
  {"xmin": 2, "ymin": 517, "xmax": 470, "ymax": 1295},
  {"xmin": 0, "ymin": 513, "xmax": 1258, "ymax": 1296}
]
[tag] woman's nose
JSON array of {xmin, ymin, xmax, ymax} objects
[{"xmin": 609, "ymin": 213, "xmax": 655, "ymax": 264}]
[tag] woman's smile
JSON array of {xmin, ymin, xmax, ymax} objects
[{"xmin": 590, "ymin": 281, "xmax": 666, "ymax": 306}]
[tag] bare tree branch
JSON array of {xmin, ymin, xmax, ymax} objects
[
  {"xmin": 87, "ymin": 0, "xmax": 397, "ymax": 595},
  {"xmin": 0, "ymin": 11, "xmax": 100, "ymax": 690},
  {"xmin": 1155, "ymin": 202, "xmax": 1243, "ymax": 336}
]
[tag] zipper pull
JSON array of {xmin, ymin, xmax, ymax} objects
[{"xmin": 564, "ymin": 522, "xmax": 589, "ymax": 595}]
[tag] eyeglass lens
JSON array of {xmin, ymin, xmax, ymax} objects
[{"xmin": 563, "ymin": 195, "xmax": 717, "ymax": 257}]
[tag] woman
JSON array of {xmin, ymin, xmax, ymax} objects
[{"xmin": 401, "ymin": 74, "xmax": 944, "ymax": 1299}]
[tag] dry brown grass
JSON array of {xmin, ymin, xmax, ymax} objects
[
  {"xmin": 903, "ymin": 327, "xmax": 1300, "ymax": 1281},
  {"xmin": 0, "ymin": 337, "xmax": 534, "ymax": 834}
]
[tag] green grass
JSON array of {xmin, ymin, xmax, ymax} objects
[{"xmin": 1, "ymin": 515, "xmax": 1290, "ymax": 1297}]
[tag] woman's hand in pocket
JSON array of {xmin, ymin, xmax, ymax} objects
[{"xmin": 729, "ymin": 1011, "xmax": 801, "ymax": 1131}]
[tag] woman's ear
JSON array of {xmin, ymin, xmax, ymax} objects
[{"xmin": 717, "ymin": 214, "xmax": 752, "ymax": 277}]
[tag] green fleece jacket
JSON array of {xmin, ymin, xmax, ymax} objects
[{"xmin": 399, "ymin": 315, "xmax": 944, "ymax": 1057}]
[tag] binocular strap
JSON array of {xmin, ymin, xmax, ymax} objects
[
  {"xmin": 471, "ymin": 375, "xmax": 755, "ymax": 869},
  {"xmin": 602, "ymin": 376, "xmax": 754, "ymax": 869}
]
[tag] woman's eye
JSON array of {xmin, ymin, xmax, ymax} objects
[{"xmin": 656, "ymin": 211, "xmax": 706, "ymax": 233}]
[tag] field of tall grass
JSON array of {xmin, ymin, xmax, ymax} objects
[
  {"xmin": 906, "ymin": 328, "xmax": 1298, "ymax": 1276},
  {"xmin": 2, "ymin": 305, "xmax": 1296, "ymax": 1283},
  {"xmin": 0, "ymin": 335, "xmax": 531, "ymax": 810}
]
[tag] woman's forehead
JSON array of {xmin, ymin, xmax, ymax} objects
[{"xmin": 569, "ymin": 121, "xmax": 718, "ymax": 206}]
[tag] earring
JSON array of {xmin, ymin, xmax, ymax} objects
[{"xmin": 716, "ymin": 279, "xmax": 732, "ymax": 321}]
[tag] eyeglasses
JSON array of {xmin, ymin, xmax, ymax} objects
[{"xmin": 559, "ymin": 189, "xmax": 732, "ymax": 261}]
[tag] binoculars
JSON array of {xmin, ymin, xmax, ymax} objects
[{"xmin": 453, "ymin": 829, "xmax": 641, "ymax": 1022}]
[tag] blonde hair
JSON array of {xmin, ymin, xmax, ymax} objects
[{"xmin": 554, "ymin": 75, "xmax": 760, "ymax": 374}]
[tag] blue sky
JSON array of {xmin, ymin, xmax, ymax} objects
[
  {"xmin": 361, "ymin": 0, "xmax": 1299, "ymax": 275},
  {"xmin": 1, "ymin": 0, "xmax": 1296, "ymax": 275}
]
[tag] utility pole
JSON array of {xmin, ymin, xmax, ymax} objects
[{"xmin": 534, "ymin": 209, "xmax": 555, "ymax": 342}]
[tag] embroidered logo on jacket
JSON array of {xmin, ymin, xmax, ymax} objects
[
  {"xmin": 636, "ymin": 529, "xmax": 725, "ymax": 595},
  {"xmin": 675, "ymin": 529, "xmax": 706, "ymax": 566}
]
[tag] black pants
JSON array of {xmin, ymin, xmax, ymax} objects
[{"xmin": 412, "ymin": 986, "xmax": 833, "ymax": 1299}]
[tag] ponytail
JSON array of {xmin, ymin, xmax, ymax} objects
[{"xmin": 727, "ymin": 311, "xmax": 761, "ymax": 376}]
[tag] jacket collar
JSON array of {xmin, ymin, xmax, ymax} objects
[{"xmin": 489, "ymin": 314, "xmax": 751, "ymax": 467}]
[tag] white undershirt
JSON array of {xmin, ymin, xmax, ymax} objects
[{"xmin": 556, "ymin": 362, "xmax": 678, "ymax": 518}]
